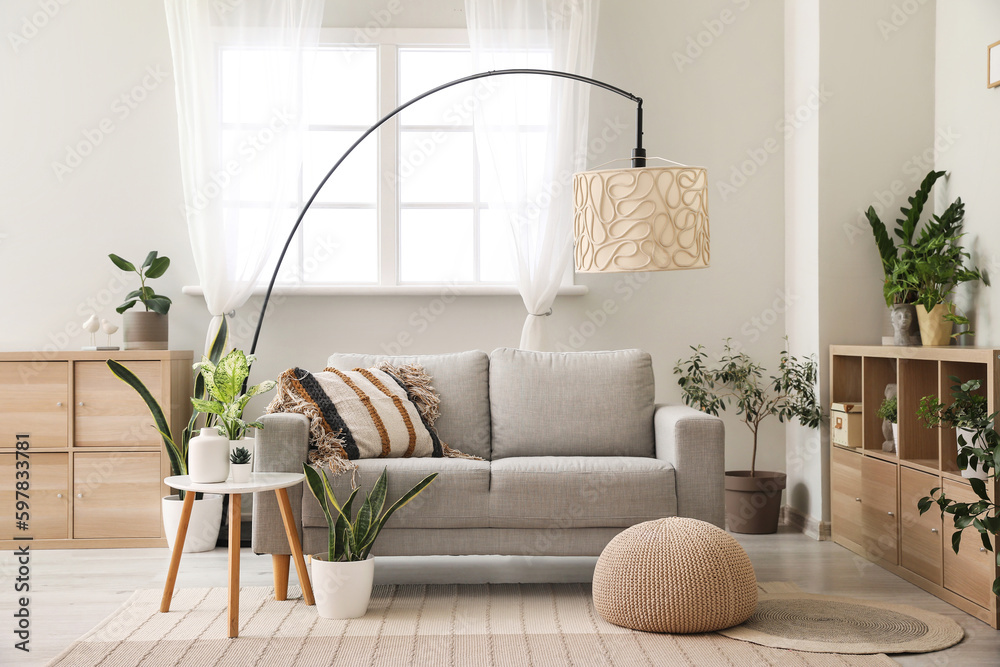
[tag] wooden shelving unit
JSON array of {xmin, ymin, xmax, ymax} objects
[
  {"xmin": 0, "ymin": 350, "xmax": 192, "ymax": 549},
  {"xmin": 830, "ymin": 345, "xmax": 999, "ymax": 628}
]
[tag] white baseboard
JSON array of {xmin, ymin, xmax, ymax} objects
[{"xmin": 780, "ymin": 505, "xmax": 831, "ymax": 541}]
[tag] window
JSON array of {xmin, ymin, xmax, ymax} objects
[{"xmin": 219, "ymin": 29, "xmax": 562, "ymax": 292}]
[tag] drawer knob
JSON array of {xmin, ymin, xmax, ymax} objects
[
  {"xmin": 982, "ymin": 547, "xmax": 988, "ymax": 553},
  {"xmin": 855, "ymin": 497, "xmax": 861, "ymax": 503},
  {"xmin": 931, "ymin": 528, "xmax": 938, "ymax": 533},
  {"xmin": 78, "ymin": 401, "xmax": 84, "ymax": 407},
  {"xmin": 56, "ymin": 493, "xmax": 63, "ymax": 499},
  {"xmin": 56, "ymin": 401, "xmax": 63, "ymax": 407},
  {"xmin": 77, "ymin": 493, "xmax": 83, "ymax": 499},
  {"xmin": 887, "ymin": 511, "xmax": 894, "ymax": 517}
]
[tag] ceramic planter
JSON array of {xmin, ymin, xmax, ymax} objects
[
  {"xmin": 162, "ymin": 493, "xmax": 223, "ymax": 552},
  {"xmin": 724, "ymin": 471, "xmax": 787, "ymax": 534},
  {"xmin": 311, "ymin": 554, "xmax": 375, "ymax": 619},
  {"xmin": 188, "ymin": 427, "xmax": 229, "ymax": 483},
  {"xmin": 123, "ymin": 311, "xmax": 168, "ymax": 350},
  {"xmin": 956, "ymin": 427, "xmax": 988, "ymax": 479},
  {"xmin": 230, "ymin": 463, "xmax": 251, "ymax": 484},
  {"xmin": 916, "ymin": 304, "xmax": 953, "ymax": 346}
]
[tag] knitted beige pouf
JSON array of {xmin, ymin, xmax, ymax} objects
[{"xmin": 593, "ymin": 517, "xmax": 757, "ymax": 633}]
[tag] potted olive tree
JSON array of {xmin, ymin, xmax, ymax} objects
[
  {"xmin": 303, "ymin": 465, "xmax": 437, "ymax": 618},
  {"xmin": 110, "ymin": 251, "xmax": 172, "ymax": 350},
  {"xmin": 675, "ymin": 339, "xmax": 822, "ymax": 534},
  {"xmin": 917, "ymin": 377, "xmax": 999, "ymax": 596}
]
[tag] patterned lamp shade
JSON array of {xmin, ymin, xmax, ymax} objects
[{"xmin": 573, "ymin": 165, "xmax": 710, "ymax": 273}]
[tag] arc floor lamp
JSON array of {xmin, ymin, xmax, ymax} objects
[{"xmin": 248, "ymin": 68, "xmax": 710, "ymax": 356}]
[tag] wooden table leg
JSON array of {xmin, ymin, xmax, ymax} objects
[
  {"xmin": 275, "ymin": 487, "xmax": 315, "ymax": 606},
  {"xmin": 228, "ymin": 493, "xmax": 241, "ymax": 639},
  {"xmin": 273, "ymin": 554, "xmax": 290, "ymax": 601},
  {"xmin": 160, "ymin": 490, "xmax": 196, "ymax": 613}
]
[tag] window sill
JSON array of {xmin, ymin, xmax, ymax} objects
[{"xmin": 181, "ymin": 284, "xmax": 589, "ymax": 297}]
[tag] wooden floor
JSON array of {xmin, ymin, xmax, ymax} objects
[{"xmin": 3, "ymin": 528, "xmax": 998, "ymax": 666}]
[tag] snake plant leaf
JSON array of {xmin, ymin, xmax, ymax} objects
[
  {"xmin": 358, "ymin": 468, "xmax": 389, "ymax": 545},
  {"xmin": 303, "ymin": 465, "xmax": 338, "ymax": 559},
  {"xmin": 334, "ymin": 487, "xmax": 360, "ymax": 561},
  {"xmin": 359, "ymin": 472, "xmax": 438, "ymax": 558},
  {"xmin": 106, "ymin": 359, "xmax": 184, "ymax": 477}
]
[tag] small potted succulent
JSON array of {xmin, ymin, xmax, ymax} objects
[
  {"xmin": 674, "ymin": 339, "xmax": 822, "ymax": 534},
  {"xmin": 876, "ymin": 396, "xmax": 899, "ymax": 450},
  {"xmin": 110, "ymin": 251, "xmax": 172, "ymax": 350},
  {"xmin": 919, "ymin": 378, "xmax": 991, "ymax": 479},
  {"xmin": 229, "ymin": 446, "xmax": 252, "ymax": 484},
  {"xmin": 303, "ymin": 465, "xmax": 437, "ymax": 619}
]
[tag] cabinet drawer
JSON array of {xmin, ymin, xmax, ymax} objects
[
  {"xmin": 899, "ymin": 467, "xmax": 942, "ymax": 585},
  {"xmin": 75, "ymin": 361, "xmax": 162, "ymax": 448},
  {"xmin": 0, "ymin": 453, "xmax": 69, "ymax": 539},
  {"xmin": 831, "ymin": 447, "xmax": 863, "ymax": 546},
  {"xmin": 942, "ymin": 480, "xmax": 997, "ymax": 609},
  {"xmin": 0, "ymin": 362, "xmax": 68, "ymax": 448},
  {"xmin": 73, "ymin": 452, "xmax": 162, "ymax": 538},
  {"xmin": 862, "ymin": 456, "xmax": 898, "ymax": 565}
]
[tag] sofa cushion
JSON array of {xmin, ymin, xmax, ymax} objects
[
  {"xmin": 328, "ymin": 351, "xmax": 492, "ymax": 460},
  {"xmin": 489, "ymin": 348, "xmax": 655, "ymax": 458},
  {"xmin": 302, "ymin": 458, "xmax": 491, "ymax": 530},
  {"xmin": 488, "ymin": 456, "xmax": 676, "ymax": 529}
]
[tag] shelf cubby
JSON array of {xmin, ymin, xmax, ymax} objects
[
  {"xmin": 938, "ymin": 361, "xmax": 989, "ymax": 476},
  {"xmin": 862, "ymin": 356, "xmax": 897, "ymax": 457},
  {"xmin": 898, "ymin": 359, "xmax": 939, "ymax": 464}
]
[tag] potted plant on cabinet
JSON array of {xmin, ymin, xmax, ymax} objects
[
  {"xmin": 110, "ymin": 251, "xmax": 172, "ymax": 350},
  {"xmin": 106, "ymin": 320, "xmax": 229, "ymax": 552},
  {"xmin": 192, "ymin": 348, "xmax": 276, "ymax": 457},
  {"xmin": 675, "ymin": 339, "xmax": 822, "ymax": 534},
  {"xmin": 877, "ymin": 396, "xmax": 898, "ymax": 451},
  {"xmin": 919, "ymin": 377, "xmax": 991, "ymax": 479},
  {"xmin": 303, "ymin": 465, "xmax": 437, "ymax": 619},
  {"xmin": 917, "ymin": 378, "xmax": 999, "ymax": 596}
]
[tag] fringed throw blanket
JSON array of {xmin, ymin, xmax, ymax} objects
[{"xmin": 267, "ymin": 362, "xmax": 479, "ymax": 475}]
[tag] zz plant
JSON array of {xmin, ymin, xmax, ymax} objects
[
  {"xmin": 110, "ymin": 251, "xmax": 172, "ymax": 315},
  {"xmin": 917, "ymin": 377, "xmax": 999, "ymax": 595},
  {"xmin": 303, "ymin": 465, "xmax": 437, "ymax": 562}
]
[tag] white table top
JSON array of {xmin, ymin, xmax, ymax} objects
[{"xmin": 165, "ymin": 472, "xmax": 305, "ymax": 494}]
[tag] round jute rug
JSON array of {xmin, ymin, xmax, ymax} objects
[{"xmin": 717, "ymin": 593, "xmax": 964, "ymax": 654}]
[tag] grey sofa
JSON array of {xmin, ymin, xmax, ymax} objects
[{"xmin": 252, "ymin": 348, "xmax": 725, "ymax": 587}]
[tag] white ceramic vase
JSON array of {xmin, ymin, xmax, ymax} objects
[
  {"xmin": 230, "ymin": 463, "xmax": 252, "ymax": 484},
  {"xmin": 956, "ymin": 427, "xmax": 988, "ymax": 479},
  {"xmin": 311, "ymin": 555, "xmax": 375, "ymax": 619},
  {"xmin": 891, "ymin": 423, "xmax": 898, "ymax": 450},
  {"xmin": 162, "ymin": 493, "xmax": 223, "ymax": 552},
  {"xmin": 188, "ymin": 427, "xmax": 229, "ymax": 483}
]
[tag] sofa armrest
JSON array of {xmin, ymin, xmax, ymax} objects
[
  {"xmin": 654, "ymin": 403, "xmax": 725, "ymax": 528},
  {"xmin": 251, "ymin": 413, "xmax": 310, "ymax": 555}
]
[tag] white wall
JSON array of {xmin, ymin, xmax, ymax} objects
[
  {"xmin": 935, "ymin": 0, "xmax": 1000, "ymax": 343},
  {"xmin": 0, "ymin": 1, "xmax": 790, "ymax": 476}
]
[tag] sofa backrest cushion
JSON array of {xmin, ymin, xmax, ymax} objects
[
  {"xmin": 327, "ymin": 350, "xmax": 492, "ymax": 460},
  {"xmin": 489, "ymin": 348, "xmax": 655, "ymax": 459}
]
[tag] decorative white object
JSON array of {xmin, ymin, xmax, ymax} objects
[
  {"xmin": 466, "ymin": 0, "xmax": 598, "ymax": 351},
  {"xmin": 230, "ymin": 463, "xmax": 252, "ymax": 484},
  {"xmin": 100, "ymin": 318, "xmax": 119, "ymax": 347},
  {"xmin": 956, "ymin": 427, "xmax": 988, "ymax": 479},
  {"xmin": 82, "ymin": 314, "xmax": 100, "ymax": 348},
  {"xmin": 892, "ymin": 423, "xmax": 899, "ymax": 451},
  {"xmin": 311, "ymin": 555, "xmax": 375, "ymax": 619},
  {"xmin": 162, "ymin": 493, "xmax": 223, "ymax": 552},
  {"xmin": 187, "ymin": 427, "xmax": 230, "ymax": 483}
]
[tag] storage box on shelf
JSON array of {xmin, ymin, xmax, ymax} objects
[
  {"xmin": 0, "ymin": 351, "xmax": 192, "ymax": 549},
  {"xmin": 830, "ymin": 345, "xmax": 999, "ymax": 629}
]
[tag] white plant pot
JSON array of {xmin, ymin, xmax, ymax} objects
[
  {"xmin": 230, "ymin": 463, "xmax": 252, "ymax": 484},
  {"xmin": 311, "ymin": 554, "xmax": 375, "ymax": 619},
  {"xmin": 891, "ymin": 423, "xmax": 898, "ymax": 449},
  {"xmin": 956, "ymin": 427, "xmax": 988, "ymax": 479},
  {"xmin": 188, "ymin": 427, "xmax": 229, "ymax": 483},
  {"xmin": 162, "ymin": 494, "xmax": 223, "ymax": 553}
]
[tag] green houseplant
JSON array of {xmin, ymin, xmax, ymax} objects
[
  {"xmin": 303, "ymin": 464, "xmax": 437, "ymax": 618},
  {"xmin": 674, "ymin": 339, "xmax": 822, "ymax": 534},
  {"xmin": 106, "ymin": 319, "xmax": 229, "ymax": 552},
  {"xmin": 192, "ymin": 349, "xmax": 276, "ymax": 441},
  {"xmin": 110, "ymin": 251, "xmax": 172, "ymax": 350},
  {"xmin": 919, "ymin": 377, "xmax": 991, "ymax": 479},
  {"xmin": 916, "ymin": 378, "xmax": 999, "ymax": 595}
]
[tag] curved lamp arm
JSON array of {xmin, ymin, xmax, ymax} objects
[{"xmin": 248, "ymin": 67, "xmax": 645, "ymax": 356}]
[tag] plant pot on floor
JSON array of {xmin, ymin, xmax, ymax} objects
[
  {"xmin": 311, "ymin": 554, "xmax": 375, "ymax": 619},
  {"xmin": 724, "ymin": 471, "xmax": 786, "ymax": 534},
  {"xmin": 123, "ymin": 311, "xmax": 168, "ymax": 350},
  {"xmin": 916, "ymin": 304, "xmax": 953, "ymax": 346},
  {"xmin": 162, "ymin": 493, "xmax": 223, "ymax": 552}
]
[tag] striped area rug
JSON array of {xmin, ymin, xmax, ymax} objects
[{"xmin": 49, "ymin": 583, "xmax": 896, "ymax": 666}]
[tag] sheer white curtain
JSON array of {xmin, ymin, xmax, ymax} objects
[
  {"xmin": 164, "ymin": 0, "xmax": 323, "ymax": 349},
  {"xmin": 465, "ymin": 0, "xmax": 599, "ymax": 350}
]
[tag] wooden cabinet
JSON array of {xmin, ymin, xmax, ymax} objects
[
  {"xmin": 830, "ymin": 345, "xmax": 999, "ymax": 629},
  {"xmin": 0, "ymin": 453, "xmax": 69, "ymax": 539},
  {"xmin": 0, "ymin": 351, "xmax": 191, "ymax": 549},
  {"xmin": 0, "ymin": 362, "xmax": 69, "ymax": 448}
]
